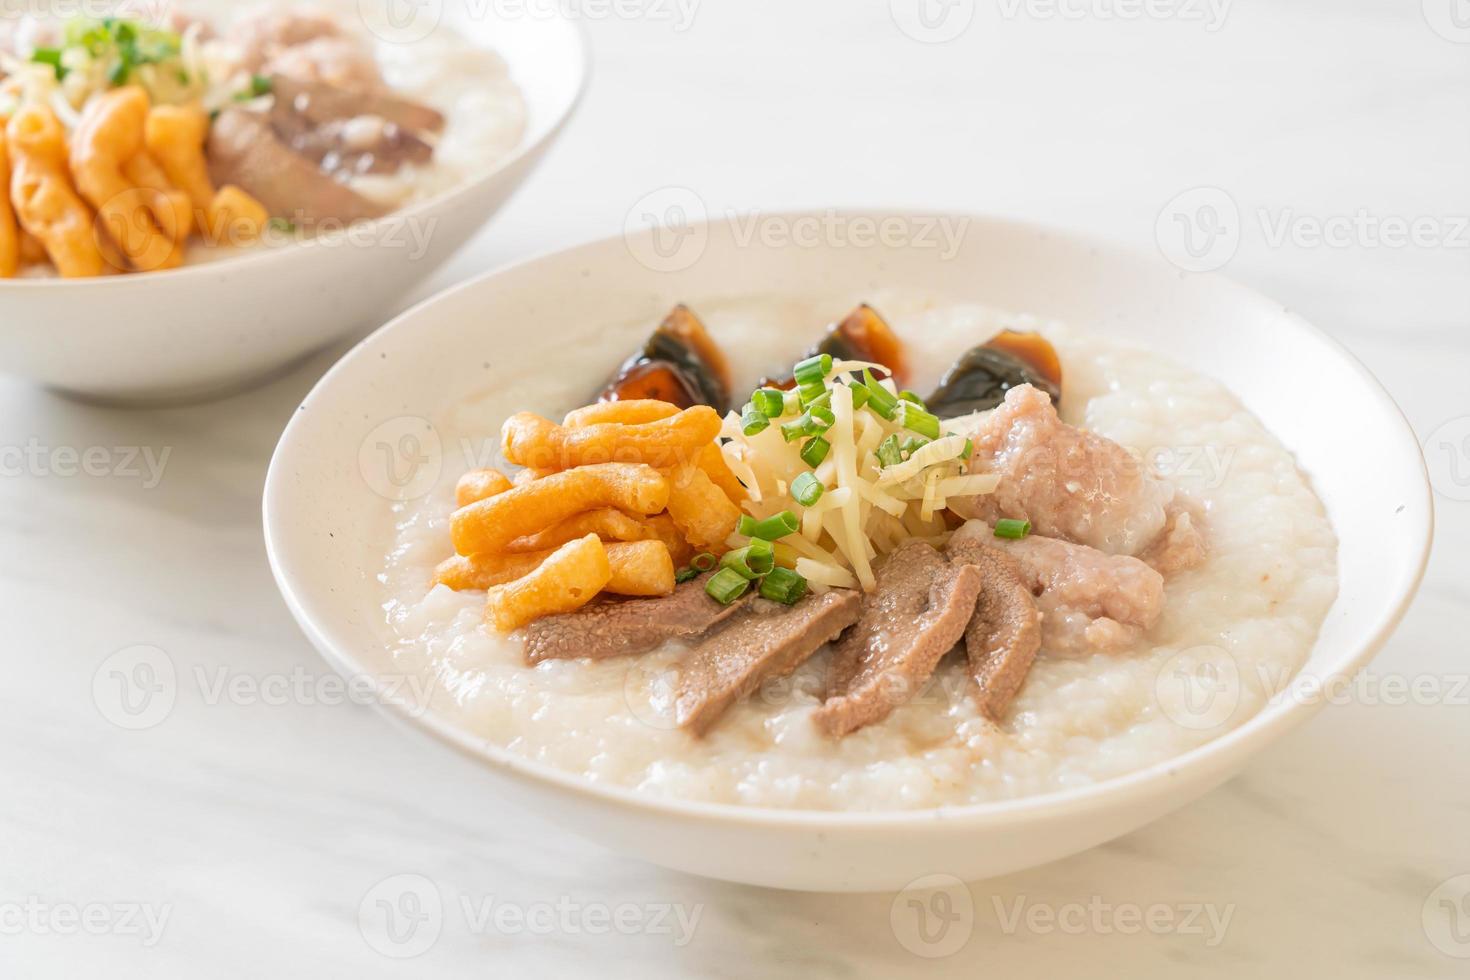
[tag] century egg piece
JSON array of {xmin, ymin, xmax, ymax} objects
[
  {"xmin": 766, "ymin": 304, "xmax": 909, "ymax": 388},
  {"xmin": 599, "ymin": 305, "xmax": 731, "ymax": 414},
  {"xmin": 926, "ymin": 330, "xmax": 1063, "ymax": 418}
]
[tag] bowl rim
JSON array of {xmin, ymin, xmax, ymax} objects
[
  {"xmin": 0, "ymin": 13, "xmax": 592, "ymax": 292},
  {"xmin": 263, "ymin": 207, "xmax": 1435, "ymax": 829}
]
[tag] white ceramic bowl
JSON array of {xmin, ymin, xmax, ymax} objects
[
  {"xmin": 0, "ymin": 10, "xmax": 588, "ymax": 404},
  {"xmin": 263, "ymin": 211, "xmax": 1432, "ymax": 892}
]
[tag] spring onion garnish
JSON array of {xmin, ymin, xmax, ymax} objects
[
  {"xmin": 792, "ymin": 354, "xmax": 833, "ymax": 386},
  {"xmin": 875, "ymin": 434, "xmax": 903, "ymax": 468},
  {"xmin": 848, "ymin": 384, "xmax": 871, "ymax": 411},
  {"xmin": 705, "ymin": 567, "xmax": 751, "ymax": 605},
  {"xmin": 898, "ymin": 402, "xmax": 941, "ymax": 440},
  {"xmin": 900, "ymin": 435, "xmax": 930, "ymax": 457},
  {"xmin": 738, "ymin": 511, "xmax": 799, "ymax": 540},
  {"xmin": 690, "ymin": 552, "xmax": 719, "ymax": 572},
  {"xmin": 960, "ymin": 437, "xmax": 974, "ymax": 461},
  {"xmin": 861, "ymin": 369, "xmax": 899, "ymax": 420},
  {"xmin": 30, "ymin": 47, "xmax": 66, "ymax": 80},
  {"xmin": 800, "ymin": 436, "xmax": 831, "ymax": 467},
  {"xmin": 759, "ymin": 566, "xmax": 809, "ymax": 605},
  {"xmin": 791, "ymin": 471, "xmax": 824, "ymax": 506},
  {"xmin": 994, "ymin": 518, "xmax": 1032, "ymax": 540},
  {"xmin": 741, "ymin": 408, "xmax": 770, "ymax": 436},
  {"xmin": 899, "ymin": 390, "xmax": 926, "ymax": 408},
  {"xmin": 779, "ymin": 415, "xmax": 810, "ymax": 443},
  {"xmin": 752, "ymin": 388, "xmax": 786, "ymax": 418},
  {"xmin": 799, "ymin": 386, "xmax": 831, "ymax": 410},
  {"xmin": 780, "ymin": 406, "xmax": 834, "ymax": 442},
  {"xmin": 674, "ymin": 567, "xmax": 700, "ymax": 584},
  {"xmin": 721, "ymin": 542, "xmax": 774, "ymax": 580}
]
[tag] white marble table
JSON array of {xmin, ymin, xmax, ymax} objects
[{"xmin": 2, "ymin": 2, "xmax": 1466, "ymax": 975}]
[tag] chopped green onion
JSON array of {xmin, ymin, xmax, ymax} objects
[
  {"xmin": 752, "ymin": 388, "xmax": 786, "ymax": 418},
  {"xmin": 848, "ymin": 384, "xmax": 871, "ymax": 411},
  {"xmin": 780, "ymin": 407, "xmax": 833, "ymax": 442},
  {"xmin": 862, "ymin": 369, "xmax": 899, "ymax": 420},
  {"xmin": 800, "ymin": 436, "xmax": 831, "ymax": 467},
  {"xmin": 739, "ymin": 511, "xmax": 799, "ymax": 540},
  {"xmin": 690, "ymin": 552, "xmax": 718, "ymax": 572},
  {"xmin": 705, "ymin": 568, "xmax": 751, "ymax": 604},
  {"xmin": 791, "ymin": 471, "xmax": 824, "ymax": 506},
  {"xmin": 960, "ymin": 437, "xmax": 974, "ymax": 461},
  {"xmin": 30, "ymin": 48, "xmax": 66, "ymax": 81},
  {"xmin": 875, "ymin": 434, "xmax": 904, "ymax": 468},
  {"xmin": 236, "ymin": 74, "xmax": 273, "ymax": 100},
  {"xmin": 780, "ymin": 416, "xmax": 811, "ymax": 442},
  {"xmin": 898, "ymin": 403, "xmax": 941, "ymax": 440},
  {"xmin": 900, "ymin": 435, "xmax": 930, "ymax": 458},
  {"xmin": 792, "ymin": 354, "xmax": 832, "ymax": 386},
  {"xmin": 720, "ymin": 542, "xmax": 774, "ymax": 579},
  {"xmin": 741, "ymin": 408, "xmax": 770, "ymax": 436},
  {"xmin": 899, "ymin": 390, "xmax": 926, "ymax": 408},
  {"xmin": 994, "ymin": 518, "xmax": 1032, "ymax": 540},
  {"xmin": 799, "ymin": 384, "xmax": 831, "ymax": 410},
  {"xmin": 759, "ymin": 566, "xmax": 808, "ymax": 605},
  {"xmin": 674, "ymin": 567, "xmax": 700, "ymax": 584}
]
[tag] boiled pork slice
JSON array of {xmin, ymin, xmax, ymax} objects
[
  {"xmin": 951, "ymin": 520, "xmax": 1165, "ymax": 655},
  {"xmin": 950, "ymin": 384, "xmax": 1206, "ymax": 569}
]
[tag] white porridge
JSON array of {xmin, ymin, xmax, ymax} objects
[{"xmin": 379, "ymin": 293, "xmax": 1339, "ymax": 811}]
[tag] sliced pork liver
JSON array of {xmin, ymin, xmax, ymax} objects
[
  {"xmin": 813, "ymin": 542, "xmax": 983, "ymax": 737},
  {"xmin": 523, "ymin": 577, "xmax": 746, "ymax": 665},
  {"xmin": 675, "ymin": 590, "xmax": 862, "ymax": 736},
  {"xmin": 945, "ymin": 536, "xmax": 1042, "ymax": 721},
  {"xmin": 208, "ymin": 108, "xmax": 387, "ymax": 225}
]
